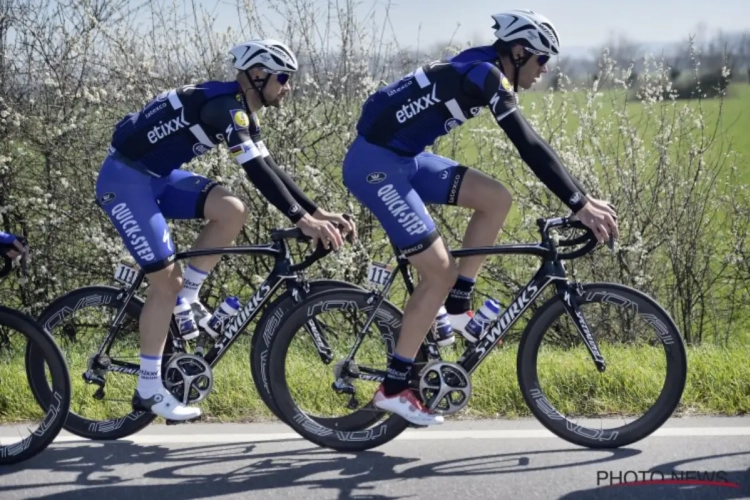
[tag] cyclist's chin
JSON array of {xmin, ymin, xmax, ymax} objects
[{"xmin": 267, "ymin": 97, "xmax": 284, "ymax": 108}]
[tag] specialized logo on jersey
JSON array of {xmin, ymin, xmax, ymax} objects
[
  {"xmin": 147, "ymin": 109, "xmax": 189, "ymax": 144},
  {"xmin": 396, "ymin": 85, "xmax": 441, "ymax": 124},
  {"xmin": 444, "ymin": 118, "xmax": 461, "ymax": 133},
  {"xmin": 192, "ymin": 143, "xmax": 210, "ymax": 156},
  {"xmin": 376, "ymin": 184, "xmax": 429, "ymax": 236},
  {"xmin": 230, "ymin": 109, "xmax": 250, "ymax": 129},
  {"xmin": 366, "ymin": 172, "xmax": 386, "ymax": 184}
]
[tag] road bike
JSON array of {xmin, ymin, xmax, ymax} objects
[
  {"xmin": 25, "ymin": 225, "xmax": 370, "ymax": 440},
  {"xmin": 264, "ymin": 215, "xmax": 688, "ymax": 451}
]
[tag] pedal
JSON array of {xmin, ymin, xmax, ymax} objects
[{"xmin": 93, "ymin": 387, "xmax": 106, "ymax": 400}]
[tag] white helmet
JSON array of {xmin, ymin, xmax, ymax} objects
[
  {"xmin": 228, "ymin": 39, "xmax": 298, "ymax": 73},
  {"xmin": 491, "ymin": 10, "xmax": 560, "ymax": 56}
]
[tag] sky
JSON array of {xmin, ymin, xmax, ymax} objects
[{"xmin": 196, "ymin": 0, "xmax": 750, "ymax": 53}]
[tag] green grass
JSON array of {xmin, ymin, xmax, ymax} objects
[{"xmin": 2, "ymin": 342, "xmax": 749, "ymax": 424}]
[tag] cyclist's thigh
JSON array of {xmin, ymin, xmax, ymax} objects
[
  {"xmin": 95, "ymin": 158, "xmax": 176, "ymax": 273},
  {"xmin": 157, "ymin": 169, "xmax": 220, "ymax": 220},
  {"xmin": 342, "ymin": 136, "xmax": 438, "ymax": 256},
  {"xmin": 410, "ymin": 152, "xmax": 468, "ymax": 205}
]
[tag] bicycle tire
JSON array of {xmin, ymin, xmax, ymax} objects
[
  {"xmin": 27, "ymin": 285, "xmax": 176, "ymax": 441},
  {"xmin": 251, "ymin": 280, "xmax": 366, "ymax": 420},
  {"xmin": 517, "ymin": 282, "xmax": 688, "ymax": 448},
  {"xmin": 268, "ymin": 287, "xmax": 421, "ymax": 452},
  {"xmin": 0, "ymin": 305, "xmax": 71, "ymax": 465}
]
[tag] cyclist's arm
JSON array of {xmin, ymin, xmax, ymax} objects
[
  {"xmin": 252, "ymin": 133, "xmax": 319, "ymax": 216},
  {"xmin": 463, "ymin": 64, "xmax": 588, "ymax": 212},
  {"xmin": 200, "ymin": 98, "xmax": 307, "ymax": 223}
]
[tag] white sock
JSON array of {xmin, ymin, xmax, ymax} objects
[
  {"xmin": 137, "ymin": 354, "xmax": 163, "ymax": 398},
  {"xmin": 178, "ymin": 264, "xmax": 209, "ymax": 303}
]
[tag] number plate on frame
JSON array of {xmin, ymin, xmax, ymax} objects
[
  {"xmin": 114, "ymin": 262, "xmax": 138, "ymax": 286},
  {"xmin": 366, "ymin": 261, "xmax": 393, "ymax": 287}
]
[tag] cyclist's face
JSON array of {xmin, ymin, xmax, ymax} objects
[
  {"xmin": 263, "ymin": 73, "xmax": 292, "ymax": 108},
  {"xmin": 518, "ymin": 54, "xmax": 549, "ymax": 90}
]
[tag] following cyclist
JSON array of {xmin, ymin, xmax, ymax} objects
[
  {"xmin": 0, "ymin": 231, "xmax": 28, "ymax": 261},
  {"xmin": 342, "ymin": 10, "xmax": 618, "ymax": 426},
  {"xmin": 96, "ymin": 39, "xmax": 356, "ymax": 421}
]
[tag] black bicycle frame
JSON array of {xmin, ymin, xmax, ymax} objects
[
  {"xmin": 98, "ymin": 229, "xmax": 332, "ymax": 375},
  {"xmin": 338, "ymin": 216, "xmax": 608, "ymax": 381}
]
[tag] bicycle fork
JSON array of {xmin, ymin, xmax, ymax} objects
[{"xmin": 557, "ymin": 281, "xmax": 607, "ymax": 372}]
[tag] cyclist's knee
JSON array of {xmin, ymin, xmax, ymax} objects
[
  {"xmin": 458, "ymin": 169, "xmax": 513, "ymax": 214},
  {"xmin": 407, "ymin": 236, "xmax": 457, "ymax": 290},
  {"xmin": 146, "ymin": 264, "xmax": 183, "ymax": 297},
  {"xmin": 204, "ymin": 186, "xmax": 248, "ymax": 230}
]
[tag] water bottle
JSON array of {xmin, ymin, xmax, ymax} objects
[
  {"xmin": 204, "ymin": 296, "xmax": 241, "ymax": 338},
  {"xmin": 433, "ymin": 306, "xmax": 455, "ymax": 347},
  {"xmin": 464, "ymin": 299, "xmax": 501, "ymax": 341},
  {"xmin": 174, "ymin": 296, "xmax": 199, "ymax": 340}
]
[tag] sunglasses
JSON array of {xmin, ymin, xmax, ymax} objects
[
  {"xmin": 263, "ymin": 69, "xmax": 292, "ymax": 85},
  {"xmin": 524, "ymin": 47, "xmax": 550, "ymax": 66}
]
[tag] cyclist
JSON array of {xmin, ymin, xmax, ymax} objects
[
  {"xmin": 342, "ymin": 10, "xmax": 618, "ymax": 425},
  {"xmin": 0, "ymin": 231, "xmax": 28, "ymax": 260},
  {"xmin": 95, "ymin": 39, "xmax": 356, "ymax": 421}
]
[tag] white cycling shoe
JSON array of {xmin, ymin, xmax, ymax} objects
[
  {"xmin": 372, "ymin": 385, "xmax": 444, "ymax": 426},
  {"xmin": 132, "ymin": 387, "xmax": 202, "ymax": 421}
]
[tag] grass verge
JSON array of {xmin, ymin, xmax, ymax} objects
[{"xmin": 1, "ymin": 342, "xmax": 748, "ymax": 424}]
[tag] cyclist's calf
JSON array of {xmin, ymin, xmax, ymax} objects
[
  {"xmin": 140, "ymin": 264, "xmax": 185, "ymax": 355},
  {"xmin": 396, "ymin": 239, "xmax": 458, "ymax": 358}
]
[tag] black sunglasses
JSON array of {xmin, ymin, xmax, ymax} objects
[
  {"xmin": 276, "ymin": 72, "xmax": 291, "ymax": 85},
  {"xmin": 523, "ymin": 47, "xmax": 550, "ymax": 66}
]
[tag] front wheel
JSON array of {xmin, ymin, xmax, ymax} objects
[
  {"xmin": 251, "ymin": 279, "xmax": 369, "ymax": 427},
  {"xmin": 517, "ymin": 282, "xmax": 688, "ymax": 448},
  {"xmin": 0, "ymin": 306, "xmax": 70, "ymax": 465},
  {"xmin": 268, "ymin": 288, "xmax": 425, "ymax": 451}
]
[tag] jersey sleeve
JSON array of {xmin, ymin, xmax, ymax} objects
[
  {"xmin": 463, "ymin": 62, "xmax": 518, "ymax": 122},
  {"xmin": 462, "ymin": 63, "xmax": 588, "ymax": 212},
  {"xmin": 200, "ymin": 96, "xmax": 307, "ymax": 223}
]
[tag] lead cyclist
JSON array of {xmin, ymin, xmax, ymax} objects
[{"xmin": 342, "ymin": 10, "xmax": 618, "ymax": 425}]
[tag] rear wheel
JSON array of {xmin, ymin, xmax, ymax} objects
[
  {"xmin": 251, "ymin": 279, "xmax": 373, "ymax": 430},
  {"xmin": 269, "ymin": 288, "xmax": 424, "ymax": 451},
  {"xmin": 27, "ymin": 286, "xmax": 176, "ymax": 440}
]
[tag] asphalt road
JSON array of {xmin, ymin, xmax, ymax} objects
[{"xmin": 1, "ymin": 417, "xmax": 749, "ymax": 499}]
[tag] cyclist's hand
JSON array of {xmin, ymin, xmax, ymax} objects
[
  {"xmin": 313, "ymin": 209, "xmax": 357, "ymax": 241},
  {"xmin": 296, "ymin": 214, "xmax": 344, "ymax": 250},
  {"xmin": 575, "ymin": 202, "xmax": 619, "ymax": 244},
  {"xmin": 0, "ymin": 231, "xmax": 28, "ymax": 260},
  {"xmin": 585, "ymin": 196, "xmax": 617, "ymax": 220}
]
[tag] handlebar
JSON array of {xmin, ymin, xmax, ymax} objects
[
  {"xmin": 537, "ymin": 216, "xmax": 615, "ymax": 260},
  {"xmin": 270, "ymin": 214, "xmax": 356, "ymax": 273}
]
